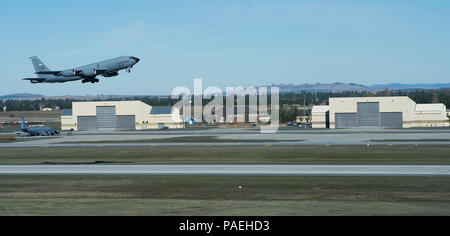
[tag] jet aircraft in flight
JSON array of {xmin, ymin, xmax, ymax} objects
[{"xmin": 23, "ymin": 56, "xmax": 140, "ymax": 84}]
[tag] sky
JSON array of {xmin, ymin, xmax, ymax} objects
[{"xmin": 1, "ymin": 0, "xmax": 449, "ymax": 96}]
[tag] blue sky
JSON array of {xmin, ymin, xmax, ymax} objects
[{"xmin": 1, "ymin": 0, "xmax": 449, "ymax": 95}]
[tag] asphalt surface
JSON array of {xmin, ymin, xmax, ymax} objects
[
  {"xmin": 1, "ymin": 128, "xmax": 449, "ymax": 147},
  {"xmin": 0, "ymin": 165, "xmax": 449, "ymax": 176}
]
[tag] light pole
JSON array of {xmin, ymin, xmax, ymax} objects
[{"xmin": 303, "ymin": 93, "xmax": 306, "ymax": 118}]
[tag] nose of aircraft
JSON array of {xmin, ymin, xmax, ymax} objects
[{"xmin": 130, "ymin": 56, "xmax": 140, "ymax": 63}]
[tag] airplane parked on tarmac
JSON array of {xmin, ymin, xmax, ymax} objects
[
  {"xmin": 19, "ymin": 116, "xmax": 60, "ymax": 136},
  {"xmin": 23, "ymin": 56, "xmax": 140, "ymax": 84}
]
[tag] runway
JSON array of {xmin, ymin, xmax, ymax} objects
[
  {"xmin": 2, "ymin": 127, "xmax": 450, "ymax": 147},
  {"xmin": 0, "ymin": 165, "xmax": 449, "ymax": 176}
]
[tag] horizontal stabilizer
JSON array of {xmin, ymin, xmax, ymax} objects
[{"xmin": 35, "ymin": 71, "xmax": 61, "ymax": 75}]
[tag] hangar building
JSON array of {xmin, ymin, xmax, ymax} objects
[
  {"xmin": 61, "ymin": 101, "xmax": 183, "ymax": 131},
  {"xmin": 312, "ymin": 96, "xmax": 449, "ymax": 129}
]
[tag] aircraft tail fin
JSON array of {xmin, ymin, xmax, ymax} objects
[
  {"xmin": 20, "ymin": 116, "xmax": 27, "ymax": 130},
  {"xmin": 29, "ymin": 56, "xmax": 50, "ymax": 72}
]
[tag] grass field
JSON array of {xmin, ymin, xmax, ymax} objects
[
  {"xmin": 0, "ymin": 145, "xmax": 449, "ymax": 215},
  {"xmin": 0, "ymin": 136, "xmax": 16, "ymax": 143},
  {"xmin": 0, "ymin": 175, "xmax": 448, "ymax": 216},
  {"xmin": 0, "ymin": 145, "xmax": 449, "ymax": 165},
  {"xmin": 0, "ymin": 111, "xmax": 60, "ymax": 121}
]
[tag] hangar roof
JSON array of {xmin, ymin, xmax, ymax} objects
[
  {"xmin": 61, "ymin": 109, "xmax": 72, "ymax": 116},
  {"xmin": 312, "ymin": 106, "xmax": 330, "ymax": 113}
]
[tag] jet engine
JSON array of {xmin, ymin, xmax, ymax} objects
[
  {"xmin": 61, "ymin": 70, "xmax": 77, "ymax": 77},
  {"xmin": 81, "ymin": 69, "xmax": 97, "ymax": 77},
  {"xmin": 103, "ymin": 71, "xmax": 119, "ymax": 77}
]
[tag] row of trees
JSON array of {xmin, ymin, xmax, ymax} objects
[
  {"xmin": 1, "ymin": 90, "xmax": 449, "ymax": 117},
  {"xmin": 0, "ymin": 96, "xmax": 181, "ymax": 112},
  {"xmin": 279, "ymin": 89, "xmax": 450, "ymax": 122},
  {"xmin": 279, "ymin": 89, "xmax": 450, "ymax": 107}
]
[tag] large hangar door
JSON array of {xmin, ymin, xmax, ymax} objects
[
  {"xmin": 380, "ymin": 112, "xmax": 403, "ymax": 128},
  {"xmin": 116, "ymin": 115, "xmax": 136, "ymax": 130},
  {"xmin": 97, "ymin": 106, "xmax": 116, "ymax": 130},
  {"xmin": 335, "ymin": 113, "xmax": 357, "ymax": 129},
  {"xmin": 357, "ymin": 102, "xmax": 380, "ymax": 128},
  {"xmin": 78, "ymin": 116, "xmax": 97, "ymax": 131}
]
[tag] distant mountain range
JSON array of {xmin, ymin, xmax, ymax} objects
[
  {"xmin": 1, "ymin": 83, "xmax": 449, "ymax": 100},
  {"xmin": 371, "ymin": 83, "xmax": 450, "ymax": 90},
  {"xmin": 0, "ymin": 93, "xmax": 44, "ymax": 100},
  {"xmin": 270, "ymin": 83, "xmax": 450, "ymax": 93}
]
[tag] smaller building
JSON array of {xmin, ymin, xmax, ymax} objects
[
  {"xmin": 148, "ymin": 107, "xmax": 183, "ymax": 129},
  {"xmin": 413, "ymin": 104, "xmax": 449, "ymax": 128},
  {"xmin": 311, "ymin": 106, "xmax": 329, "ymax": 128},
  {"xmin": 61, "ymin": 109, "xmax": 74, "ymax": 130}
]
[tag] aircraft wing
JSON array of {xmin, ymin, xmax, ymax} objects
[
  {"xmin": 72, "ymin": 69, "xmax": 106, "ymax": 77},
  {"xmin": 23, "ymin": 78, "xmax": 46, "ymax": 83},
  {"xmin": 35, "ymin": 71, "xmax": 62, "ymax": 75},
  {"xmin": 34, "ymin": 69, "xmax": 108, "ymax": 76}
]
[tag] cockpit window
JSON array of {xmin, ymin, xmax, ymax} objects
[{"xmin": 129, "ymin": 57, "xmax": 140, "ymax": 62}]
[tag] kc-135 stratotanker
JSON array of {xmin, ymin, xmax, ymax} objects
[{"xmin": 23, "ymin": 56, "xmax": 140, "ymax": 84}]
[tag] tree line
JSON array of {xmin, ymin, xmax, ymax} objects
[{"xmin": 1, "ymin": 90, "xmax": 449, "ymax": 123}]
